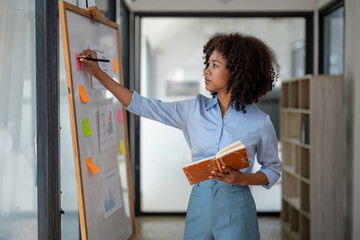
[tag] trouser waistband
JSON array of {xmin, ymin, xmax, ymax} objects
[{"xmin": 194, "ymin": 179, "xmax": 250, "ymax": 190}]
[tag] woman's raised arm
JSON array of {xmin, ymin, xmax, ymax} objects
[{"xmin": 80, "ymin": 49, "xmax": 133, "ymax": 107}]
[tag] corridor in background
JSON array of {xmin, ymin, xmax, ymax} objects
[{"xmin": 139, "ymin": 17, "xmax": 305, "ymax": 213}]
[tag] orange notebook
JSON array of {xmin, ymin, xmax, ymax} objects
[{"xmin": 182, "ymin": 141, "xmax": 249, "ymax": 185}]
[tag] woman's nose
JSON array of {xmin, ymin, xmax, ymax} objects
[{"xmin": 204, "ymin": 67, "xmax": 210, "ymax": 75}]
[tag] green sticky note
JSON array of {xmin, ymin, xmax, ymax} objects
[{"xmin": 82, "ymin": 118, "xmax": 93, "ymax": 136}]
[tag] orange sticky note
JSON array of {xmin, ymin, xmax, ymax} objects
[
  {"xmin": 120, "ymin": 140, "xmax": 126, "ymax": 155},
  {"xmin": 113, "ymin": 58, "xmax": 119, "ymax": 73},
  {"xmin": 86, "ymin": 157, "xmax": 100, "ymax": 174},
  {"xmin": 79, "ymin": 85, "xmax": 90, "ymax": 102}
]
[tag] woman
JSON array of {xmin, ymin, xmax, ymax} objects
[{"xmin": 80, "ymin": 33, "xmax": 282, "ymax": 240}]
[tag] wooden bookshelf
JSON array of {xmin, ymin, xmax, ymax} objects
[{"xmin": 280, "ymin": 75, "xmax": 344, "ymax": 240}]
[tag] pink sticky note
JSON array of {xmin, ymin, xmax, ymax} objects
[
  {"xmin": 117, "ymin": 109, "xmax": 123, "ymax": 124},
  {"xmin": 75, "ymin": 53, "xmax": 83, "ymax": 71}
]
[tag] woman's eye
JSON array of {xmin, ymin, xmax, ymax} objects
[{"xmin": 213, "ymin": 64, "xmax": 218, "ymax": 68}]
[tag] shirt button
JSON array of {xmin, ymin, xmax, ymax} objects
[{"xmin": 212, "ymin": 180, "xmax": 217, "ymax": 185}]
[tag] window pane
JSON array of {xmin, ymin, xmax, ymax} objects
[
  {"xmin": 58, "ymin": 0, "xmax": 81, "ymax": 238},
  {"xmin": 0, "ymin": 0, "xmax": 37, "ymax": 239},
  {"xmin": 59, "ymin": 17, "xmax": 81, "ymax": 240},
  {"xmin": 140, "ymin": 17, "xmax": 305, "ymax": 212},
  {"xmin": 324, "ymin": 7, "xmax": 344, "ymax": 75}
]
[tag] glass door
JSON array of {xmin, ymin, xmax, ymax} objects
[
  {"xmin": 139, "ymin": 16, "xmax": 306, "ymax": 213},
  {"xmin": 320, "ymin": 3, "xmax": 344, "ymax": 74}
]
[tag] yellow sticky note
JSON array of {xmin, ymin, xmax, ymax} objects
[
  {"xmin": 79, "ymin": 85, "xmax": 90, "ymax": 102},
  {"xmin": 82, "ymin": 118, "xmax": 93, "ymax": 136},
  {"xmin": 120, "ymin": 140, "xmax": 126, "ymax": 155},
  {"xmin": 113, "ymin": 58, "xmax": 119, "ymax": 73},
  {"xmin": 86, "ymin": 157, "xmax": 100, "ymax": 174}
]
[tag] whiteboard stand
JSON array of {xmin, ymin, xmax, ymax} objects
[{"xmin": 59, "ymin": 1, "xmax": 136, "ymax": 239}]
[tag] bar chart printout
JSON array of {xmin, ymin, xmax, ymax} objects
[{"xmin": 101, "ymin": 168, "xmax": 123, "ymax": 219}]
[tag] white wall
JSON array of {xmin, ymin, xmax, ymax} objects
[
  {"xmin": 317, "ymin": 0, "xmax": 333, "ymax": 8},
  {"xmin": 124, "ymin": 0, "xmax": 315, "ymax": 12}
]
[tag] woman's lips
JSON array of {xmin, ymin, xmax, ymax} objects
[{"xmin": 205, "ymin": 78, "xmax": 211, "ymax": 84}]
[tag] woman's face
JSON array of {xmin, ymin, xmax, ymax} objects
[{"xmin": 204, "ymin": 50, "xmax": 231, "ymax": 94}]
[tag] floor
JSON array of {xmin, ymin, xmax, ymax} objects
[{"xmin": 135, "ymin": 216, "xmax": 283, "ymax": 240}]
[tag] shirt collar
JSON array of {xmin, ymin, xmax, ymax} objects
[
  {"xmin": 205, "ymin": 95, "xmax": 219, "ymax": 111},
  {"xmin": 205, "ymin": 95, "xmax": 253, "ymax": 112}
]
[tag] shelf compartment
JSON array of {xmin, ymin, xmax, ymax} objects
[
  {"xmin": 282, "ymin": 137, "xmax": 311, "ymax": 150},
  {"xmin": 300, "ymin": 147, "xmax": 310, "ymax": 180},
  {"xmin": 284, "ymin": 196, "xmax": 300, "ymax": 211},
  {"xmin": 283, "ymin": 171, "xmax": 300, "ymax": 199},
  {"xmin": 281, "ymin": 82, "xmax": 290, "ymax": 108},
  {"xmin": 282, "ymin": 202, "xmax": 301, "ymax": 240},
  {"xmin": 295, "ymin": 145, "xmax": 301, "ymax": 175},
  {"xmin": 282, "ymin": 111, "xmax": 300, "ymax": 140},
  {"xmin": 289, "ymin": 81, "xmax": 299, "ymax": 108},
  {"xmin": 299, "ymin": 79, "xmax": 310, "ymax": 109},
  {"xmin": 300, "ymin": 182, "xmax": 310, "ymax": 213},
  {"xmin": 300, "ymin": 113, "xmax": 310, "ymax": 145},
  {"xmin": 290, "ymin": 206, "xmax": 300, "ymax": 233},
  {"xmin": 280, "ymin": 111, "xmax": 286, "ymax": 138},
  {"xmin": 282, "ymin": 141, "xmax": 296, "ymax": 170},
  {"xmin": 283, "ymin": 222, "xmax": 300, "ymax": 240},
  {"xmin": 282, "ymin": 199, "xmax": 289, "ymax": 223},
  {"xmin": 300, "ymin": 214, "xmax": 310, "ymax": 240}
]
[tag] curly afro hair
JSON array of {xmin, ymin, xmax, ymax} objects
[{"xmin": 203, "ymin": 33, "xmax": 280, "ymax": 113}]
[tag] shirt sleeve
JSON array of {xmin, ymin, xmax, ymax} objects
[
  {"xmin": 125, "ymin": 91, "xmax": 195, "ymax": 130},
  {"xmin": 256, "ymin": 115, "xmax": 282, "ymax": 189}
]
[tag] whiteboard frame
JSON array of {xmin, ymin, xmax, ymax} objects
[{"xmin": 58, "ymin": 1, "xmax": 136, "ymax": 239}]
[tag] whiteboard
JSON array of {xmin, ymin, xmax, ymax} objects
[{"xmin": 59, "ymin": 2, "xmax": 135, "ymax": 240}]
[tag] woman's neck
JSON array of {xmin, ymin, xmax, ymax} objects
[{"xmin": 217, "ymin": 92, "xmax": 232, "ymax": 118}]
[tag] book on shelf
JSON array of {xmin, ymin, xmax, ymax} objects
[{"xmin": 182, "ymin": 140, "xmax": 250, "ymax": 185}]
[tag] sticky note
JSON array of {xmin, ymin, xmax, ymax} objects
[
  {"xmin": 86, "ymin": 157, "xmax": 100, "ymax": 174},
  {"xmin": 82, "ymin": 118, "xmax": 93, "ymax": 136},
  {"xmin": 117, "ymin": 109, "xmax": 123, "ymax": 124},
  {"xmin": 75, "ymin": 53, "xmax": 83, "ymax": 71},
  {"xmin": 79, "ymin": 85, "xmax": 90, "ymax": 102},
  {"xmin": 113, "ymin": 58, "xmax": 119, "ymax": 73},
  {"xmin": 120, "ymin": 140, "xmax": 126, "ymax": 155}
]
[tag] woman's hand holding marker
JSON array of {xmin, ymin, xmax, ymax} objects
[{"xmin": 79, "ymin": 49, "xmax": 102, "ymax": 77}]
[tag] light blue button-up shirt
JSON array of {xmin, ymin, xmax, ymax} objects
[{"xmin": 126, "ymin": 91, "xmax": 282, "ymax": 189}]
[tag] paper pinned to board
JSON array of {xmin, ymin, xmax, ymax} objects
[
  {"xmin": 99, "ymin": 104, "xmax": 117, "ymax": 152},
  {"xmin": 86, "ymin": 157, "xmax": 100, "ymax": 174},
  {"xmin": 79, "ymin": 85, "xmax": 90, "ymax": 102},
  {"xmin": 101, "ymin": 168, "xmax": 123, "ymax": 219},
  {"xmin": 88, "ymin": 44, "xmax": 111, "ymax": 89}
]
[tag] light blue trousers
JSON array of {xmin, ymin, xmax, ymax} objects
[{"xmin": 184, "ymin": 179, "xmax": 260, "ymax": 240}]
